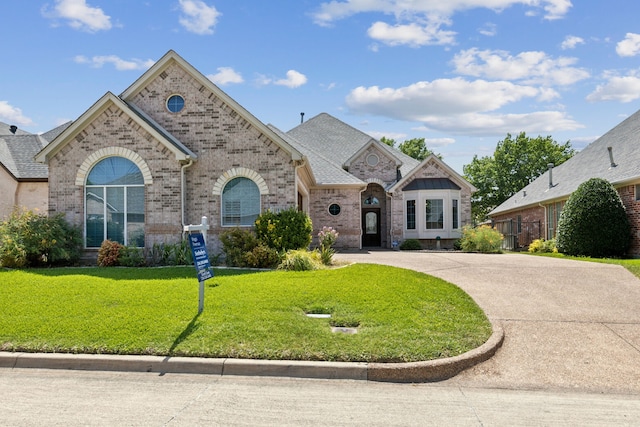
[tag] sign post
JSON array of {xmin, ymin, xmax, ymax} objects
[{"xmin": 184, "ymin": 216, "xmax": 213, "ymax": 314}]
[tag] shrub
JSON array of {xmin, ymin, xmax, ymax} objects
[
  {"xmin": 147, "ymin": 241, "xmax": 194, "ymax": 266},
  {"xmin": 460, "ymin": 225, "xmax": 503, "ymax": 253},
  {"xmin": 528, "ymin": 238, "xmax": 557, "ymax": 253},
  {"xmin": 556, "ymin": 178, "xmax": 631, "ymax": 257},
  {"xmin": 255, "ymin": 208, "xmax": 312, "ymax": 252},
  {"xmin": 0, "ymin": 208, "xmax": 82, "ymax": 268},
  {"xmin": 400, "ymin": 239, "xmax": 422, "ymax": 250},
  {"xmin": 97, "ymin": 240, "xmax": 122, "ymax": 267},
  {"xmin": 220, "ymin": 228, "xmax": 260, "ymax": 267},
  {"xmin": 243, "ymin": 244, "xmax": 281, "ymax": 269},
  {"xmin": 118, "ymin": 246, "xmax": 146, "ymax": 267},
  {"xmin": 278, "ymin": 249, "xmax": 322, "ymax": 271},
  {"xmin": 318, "ymin": 226, "xmax": 339, "ymax": 265}
]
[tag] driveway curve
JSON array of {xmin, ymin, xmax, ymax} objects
[{"xmin": 335, "ymin": 251, "xmax": 640, "ymax": 394}]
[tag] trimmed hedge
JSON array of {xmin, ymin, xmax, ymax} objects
[{"xmin": 556, "ymin": 178, "xmax": 631, "ymax": 257}]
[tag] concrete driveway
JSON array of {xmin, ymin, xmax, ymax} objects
[{"xmin": 335, "ymin": 251, "xmax": 640, "ymax": 394}]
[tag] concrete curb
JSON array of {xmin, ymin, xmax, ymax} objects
[{"xmin": 0, "ymin": 323, "xmax": 503, "ymax": 383}]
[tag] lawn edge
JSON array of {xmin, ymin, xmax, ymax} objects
[{"xmin": 0, "ymin": 322, "xmax": 504, "ymax": 383}]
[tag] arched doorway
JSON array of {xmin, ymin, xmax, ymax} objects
[{"xmin": 361, "ymin": 183, "xmax": 386, "ymax": 247}]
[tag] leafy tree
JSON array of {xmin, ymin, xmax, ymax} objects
[
  {"xmin": 463, "ymin": 132, "xmax": 575, "ymax": 222},
  {"xmin": 556, "ymin": 178, "xmax": 631, "ymax": 257},
  {"xmin": 380, "ymin": 137, "xmax": 441, "ymax": 161}
]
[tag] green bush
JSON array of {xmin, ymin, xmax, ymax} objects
[
  {"xmin": 528, "ymin": 238, "xmax": 557, "ymax": 253},
  {"xmin": 97, "ymin": 240, "xmax": 122, "ymax": 267},
  {"xmin": 243, "ymin": 244, "xmax": 281, "ymax": 269},
  {"xmin": 118, "ymin": 246, "xmax": 146, "ymax": 267},
  {"xmin": 460, "ymin": 225, "xmax": 503, "ymax": 253},
  {"xmin": 278, "ymin": 249, "xmax": 322, "ymax": 271},
  {"xmin": 556, "ymin": 178, "xmax": 631, "ymax": 257},
  {"xmin": 400, "ymin": 239, "xmax": 422, "ymax": 250},
  {"xmin": 255, "ymin": 208, "xmax": 312, "ymax": 252},
  {"xmin": 147, "ymin": 241, "xmax": 194, "ymax": 266},
  {"xmin": 0, "ymin": 208, "xmax": 82, "ymax": 268},
  {"xmin": 220, "ymin": 228, "xmax": 260, "ymax": 267}
]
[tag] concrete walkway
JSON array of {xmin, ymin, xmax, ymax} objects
[{"xmin": 335, "ymin": 251, "xmax": 640, "ymax": 393}]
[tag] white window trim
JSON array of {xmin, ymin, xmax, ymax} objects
[{"xmin": 403, "ymin": 189, "xmax": 461, "ymax": 239}]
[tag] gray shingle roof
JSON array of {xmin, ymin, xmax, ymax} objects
[
  {"xmin": 269, "ymin": 124, "xmax": 364, "ymax": 186},
  {"xmin": 491, "ymin": 108, "xmax": 640, "ymax": 215},
  {"xmin": 0, "ymin": 134, "xmax": 49, "ymax": 180},
  {"xmin": 286, "ymin": 113, "xmax": 420, "ymax": 185}
]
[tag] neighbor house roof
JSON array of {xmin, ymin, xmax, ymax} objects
[
  {"xmin": 0, "ymin": 122, "xmax": 64, "ymax": 181},
  {"xmin": 286, "ymin": 113, "xmax": 421, "ymax": 185},
  {"xmin": 491, "ymin": 108, "xmax": 640, "ymax": 216}
]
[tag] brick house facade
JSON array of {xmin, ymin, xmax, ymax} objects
[
  {"xmin": 490, "ymin": 108, "xmax": 640, "ymax": 256},
  {"xmin": 36, "ymin": 50, "xmax": 474, "ymax": 257}
]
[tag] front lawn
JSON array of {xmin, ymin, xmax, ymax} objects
[
  {"xmin": 0, "ymin": 264, "xmax": 492, "ymax": 363},
  {"xmin": 528, "ymin": 252, "xmax": 640, "ymax": 279}
]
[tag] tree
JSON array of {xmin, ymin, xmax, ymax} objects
[
  {"xmin": 556, "ymin": 178, "xmax": 631, "ymax": 257},
  {"xmin": 380, "ymin": 137, "xmax": 440, "ymax": 161},
  {"xmin": 463, "ymin": 132, "xmax": 575, "ymax": 222}
]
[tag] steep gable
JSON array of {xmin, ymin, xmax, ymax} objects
[
  {"xmin": 35, "ymin": 92, "xmax": 196, "ymax": 164},
  {"xmin": 120, "ymin": 50, "xmax": 302, "ymax": 162}
]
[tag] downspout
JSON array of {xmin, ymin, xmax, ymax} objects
[
  {"xmin": 538, "ymin": 202, "xmax": 547, "ymax": 240},
  {"xmin": 181, "ymin": 158, "xmax": 194, "ymax": 232},
  {"xmin": 386, "ymin": 190, "xmax": 394, "ymax": 249}
]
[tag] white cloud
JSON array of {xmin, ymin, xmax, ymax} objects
[
  {"xmin": 0, "ymin": 101, "xmax": 34, "ymax": 127},
  {"xmin": 74, "ymin": 55, "xmax": 155, "ymax": 71},
  {"xmin": 346, "ymin": 78, "xmax": 540, "ymax": 119},
  {"xmin": 616, "ymin": 33, "xmax": 640, "ymax": 57},
  {"xmin": 312, "ymin": 0, "xmax": 572, "ymax": 47},
  {"xmin": 419, "ymin": 111, "xmax": 582, "ymax": 136},
  {"xmin": 367, "ymin": 131, "xmax": 407, "ymax": 142},
  {"xmin": 207, "ymin": 67, "xmax": 244, "ymax": 85},
  {"xmin": 424, "ymin": 137, "xmax": 456, "ymax": 147},
  {"xmin": 42, "ymin": 0, "xmax": 112, "ymax": 32},
  {"xmin": 265, "ymin": 70, "xmax": 308, "ymax": 88},
  {"xmin": 367, "ymin": 19, "xmax": 456, "ymax": 47},
  {"xmin": 452, "ymin": 48, "xmax": 589, "ymax": 86},
  {"xmin": 178, "ymin": 0, "xmax": 221, "ymax": 35},
  {"xmin": 345, "ymin": 77, "xmax": 582, "ymax": 135},
  {"xmin": 478, "ymin": 22, "xmax": 497, "ymax": 37},
  {"xmin": 560, "ymin": 35, "xmax": 584, "ymax": 50},
  {"xmin": 586, "ymin": 73, "xmax": 640, "ymax": 103}
]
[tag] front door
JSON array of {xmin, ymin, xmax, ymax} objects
[{"xmin": 362, "ymin": 208, "xmax": 381, "ymax": 247}]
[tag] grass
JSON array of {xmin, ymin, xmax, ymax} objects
[
  {"xmin": 0, "ymin": 264, "xmax": 491, "ymax": 363},
  {"xmin": 527, "ymin": 251, "xmax": 640, "ymax": 279}
]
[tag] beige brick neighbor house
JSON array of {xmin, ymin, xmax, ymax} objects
[
  {"xmin": 490, "ymin": 108, "xmax": 640, "ymax": 256},
  {"xmin": 35, "ymin": 50, "xmax": 474, "ymax": 256}
]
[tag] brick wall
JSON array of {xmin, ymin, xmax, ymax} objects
[{"xmin": 308, "ymin": 187, "xmax": 363, "ymax": 249}]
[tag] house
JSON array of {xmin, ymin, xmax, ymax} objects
[
  {"xmin": 35, "ymin": 50, "xmax": 474, "ymax": 257},
  {"xmin": 0, "ymin": 122, "xmax": 69, "ymax": 219},
  {"xmin": 490, "ymin": 108, "xmax": 640, "ymax": 256}
]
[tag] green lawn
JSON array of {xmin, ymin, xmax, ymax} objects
[
  {"xmin": 0, "ymin": 264, "xmax": 491, "ymax": 363},
  {"xmin": 528, "ymin": 252, "xmax": 640, "ymax": 279}
]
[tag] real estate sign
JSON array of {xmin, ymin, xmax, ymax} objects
[{"xmin": 188, "ymin": 232, "xmax": 213, "ymax": 282}]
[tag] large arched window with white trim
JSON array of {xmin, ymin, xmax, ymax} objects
[
  {"xmin": 222, "ymin": 177, "xmax": 260, "ymax": 226},
  {"xmin": 85, "ymin": 157, "xmax": 145, "ymax": 247}
]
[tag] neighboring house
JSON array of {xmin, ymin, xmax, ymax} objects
[
  {"xmin": 0, "ymin": 122, "xmax": 69, "ymax": 219},
  {"xmin": 490, "ymin": 109, "xmax": 640, "ymax": 256},
  {"xmin": 35, "ymin": 50, "xmax": 474, "ymax": 257}
]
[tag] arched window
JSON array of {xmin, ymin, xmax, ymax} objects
[
  {"xmin": 85, "ymin": 157, "xmax": 145, "ymax": 248},
  {"xmin": 222, "ymin": 177, "xmax": 260, "ymax": 226}
]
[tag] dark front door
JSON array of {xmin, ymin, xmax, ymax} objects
[{"xmin": 362, "ymin": 208, "xmax": 381, "ymax": 247}]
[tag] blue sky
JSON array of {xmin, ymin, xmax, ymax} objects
[{"xmin": 2, "ymin": 1, "xmax": 640, "ymax": 174}]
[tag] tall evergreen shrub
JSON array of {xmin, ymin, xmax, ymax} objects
[{"xmin": 556, "ymin": 178, "xmax": 631, "ymax": 257}]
